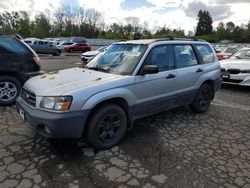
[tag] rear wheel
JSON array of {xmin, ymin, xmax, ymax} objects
[
  {"xmin": 53, "ymin": 50, "xmax": 61, "ymax": 56},
  {"xmin": 0, "ymin": 76, "xmax": 22, "ymax": 106},
  {"xmin": 190, "ymin": 83, "xmax": 213, "ymax": 113},
  {"xmin": 86, "ymin": 104, "xmax": 127, "ymax": 150}
]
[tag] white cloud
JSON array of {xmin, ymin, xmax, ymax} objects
[{"xmin": 0, "ymin": 0, "xmax": 249, "ymax": 33}]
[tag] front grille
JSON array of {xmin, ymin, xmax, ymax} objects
[
  {"xmin": 227, "ymin": 68, "xmax": 241, "ymax": 74},
  {"xmin": 21, "ymin": 88, "xmax": 36, "ymax": 107},
  {"xmin": 222, "ymin": 78, "xmax": 243, "ymax": 83}
]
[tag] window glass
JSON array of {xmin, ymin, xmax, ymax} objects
[
  {"xmin": 174, "ymin": 45, "xmax": 198, "ymax": 68},
  {"xmin": 229, "ymin": 49, "xmax": 250, "ymax": 60},
  {"xmin": 144, "ymin": 45, "xmax": 174, "ymax": 72},
  {"xmin": 195, "ymin": 44, "xmax": 215, "ymax": 64},
  {"xmin": 0, "ymin": 37, "xmax": 29, "ymax": 54},
  {"xmin": 87, "ymin": 44, "xmax": 147, "ymax": 75},
  {"xmin": 38, "ymin": 41, "xmax": 44, "ymax": 45}
]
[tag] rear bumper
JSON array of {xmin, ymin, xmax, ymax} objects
[{"xmin": 16, "ymin": 97, "xmax": 89, "ymax": 138}]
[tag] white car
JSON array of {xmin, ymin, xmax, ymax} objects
[
  {"xmin": 220, "ymin": 48, "xmax": 250, "ymax": 86},
  {"xmin": 81, "ymin": 46, "xmax": 108, "ymax": 62}
]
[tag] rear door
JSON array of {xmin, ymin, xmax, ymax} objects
[
  {"xmin": 173, "ymin": 44, "xmax": 203, "ymax": 105},
  {"xmin": 134, "ymin": 44, "xmax": 177, "ymax": 118}
]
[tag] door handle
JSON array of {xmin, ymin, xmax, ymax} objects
[
  {"xmin": 196, "ymin": 68, "xmax": 203, "ymax": 73},
  {"xmin": 166, "ymin": 74, "xmax": 176, "ymax": 79}
]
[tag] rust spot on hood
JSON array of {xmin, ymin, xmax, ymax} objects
[
  {"xmin": 47, "ymin": 70, "xmax": 59, "ymax": 75},
  {"xmin": 40, "ymin": 75, "xmax": 47, "ymax": 79},
  {"xmin": 94, "ymin": 77, "xmax": 102, "ymax": 81}
]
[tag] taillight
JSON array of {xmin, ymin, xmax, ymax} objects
[{"xmin": 33, "ymin": 56, "xmax": 41, "ymax": 66}]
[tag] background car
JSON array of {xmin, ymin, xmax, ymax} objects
[
  {"xmin": 56, "ymin": 41, "xmax": 74, "ymax": 50},
  {"xmin": 64, "ymin": 43, "xmax": 91, "ymax": 53},
  {"xmin": 216, "ymin": 46, "xmax": 238, "ymax": 60},
  {"xmin": 28, "ymin": 39, "xmax": 62, "ymax": 56},
  {"xmin": 0, "ymin": 35, "xmax": 44, "ymax": 105},
  {"xmin": 81, "ymin": 46, "xmax": 108, "ymax": 62},
  {"xmin": 220, "ymin": 48, "xmax": 250, "ymax": 86}
]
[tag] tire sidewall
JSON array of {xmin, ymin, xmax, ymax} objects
[
  {"xmin": 191, "ymin": 84, "xmax": 213, "ymax": 113},
  {"xmin": 87, "ymin": 104, "xmax": 127, "ymax": 149},
  {"xmin": 0, "ymin": 76, "xmax": 22, "ymax": 106}
]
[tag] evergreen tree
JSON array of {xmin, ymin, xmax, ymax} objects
[{"xmin": 196, "ymin": 10, "xmax": 213, "ymax": 36}]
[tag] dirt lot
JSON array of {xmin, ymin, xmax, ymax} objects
[{"xmin": 0, "ymin": 54, "xmax": 250, "ymax": 188}]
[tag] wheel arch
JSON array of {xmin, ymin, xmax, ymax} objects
[{"xmin": 82, "ymin": 97, "xmax": 131, "ymax": 137}]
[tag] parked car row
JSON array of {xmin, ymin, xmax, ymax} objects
[{"xmin": 23, "ymin": 37, "xmax": 92, "ymax": 55}]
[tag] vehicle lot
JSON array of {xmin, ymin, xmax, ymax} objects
[{"xmin": 0, "ymin": 55, "xmax": 250, "ymax": 188}]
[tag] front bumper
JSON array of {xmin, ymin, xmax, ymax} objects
[
  {"xmin": 221, "ymin": 74, "xmax": 250, "ymax": 86},
  {"xmin": 16, "ymin": 98, "xmax": 89, "ymax": 138}
]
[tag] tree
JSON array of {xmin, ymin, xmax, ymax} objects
[
  {"xmin": 32, "ymin": 13, "xmax": 51, "ymax": 38},
  {"xmin": 196, "ymin": 10, "xmax": 213, "ymax": 36},
  {"xmin": 226, "ymin": 21, "xmax": 235, "ymax": 33}
]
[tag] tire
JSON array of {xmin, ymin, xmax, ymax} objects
[
  {"xmin": 86, "ymin": 103, "xmax": 127, "ymax": 150},
  {"xmin": 0, "ymin": 76, "xmax": 22, "ymax": 106},
  {"xmin": 53, "ymin": 50, "xmax": 61, "ymax": 56},
  {"xmin": 69, "ymin": 48, "xmax": 74, "ymax": 53},
  {"xmin": 190, "ymin": 83, "xmax": 213, "ymax": 113}
]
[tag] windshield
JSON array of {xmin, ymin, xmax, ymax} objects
[
  {"xmin": 230, "ymin": 49, "xmax": 250, "ymax": 60},
  {"xmin": 222, "ymin": 47, "xmax": 237, "ymax": 53},
  {"xmin": 86, "ymin": 43, "xmax": 147, "ymax": 75}
]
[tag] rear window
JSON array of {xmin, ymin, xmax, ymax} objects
[
  {"xmin": 0, "ymin": 37, "xmax": 29, "ymax": 54},
  {"xmin": 195, "ymin": 44, "xmax": 215, "ymax": 64}
]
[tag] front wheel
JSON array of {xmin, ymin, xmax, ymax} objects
[
  {"xmin": 190, "ymin": 83, "xmax": 213, "ymax": 113},
  {"xmin": 86, "ymin": 104, "xmax": 127, "ymax": 150},
  {"xmin": 0, "ymin": 76, "xmax": 22, "ymax": 106}
]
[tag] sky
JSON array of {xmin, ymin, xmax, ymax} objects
[{"xmin": 0, "ymin": 0, "xmax": 250, "ymax": 33}]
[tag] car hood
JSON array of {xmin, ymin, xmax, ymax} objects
[
  {"xmin": 81, "ymin": 51, "xmax": 99, "ymax": 56},
  {"xmin": 220, "ymin": 59, "xmax": 250, "ymax": 69},
  {"xmin": 24, "ymin": 68, "xmax": 124, "ymax": 96}
]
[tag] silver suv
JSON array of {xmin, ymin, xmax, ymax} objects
[{"xmin": 16, "ymin": 38, "xmax": 221, "ymax": 149}]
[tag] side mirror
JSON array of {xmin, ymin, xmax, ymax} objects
[{"xmin": 141, "ymin": 65, "xmax": 159, "ymax": 75}]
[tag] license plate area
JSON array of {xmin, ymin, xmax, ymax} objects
[{"xmin": 221, "ymin": 71, "xmax": 230, "ymax": 79}]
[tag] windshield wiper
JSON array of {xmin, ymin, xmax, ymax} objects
[
  {"xmin": 235, "ymin": 55, "xmax": 241, "ymax": 59},
  {"xmin": 85, "ymin": 66, "xmax": 109, "ymax": 73}
]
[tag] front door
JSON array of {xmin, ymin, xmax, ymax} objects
[{"xmin": 134, "ymin": 44, "xmax": 177, "ymax": 118}]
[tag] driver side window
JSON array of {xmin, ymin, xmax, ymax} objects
[{"xmin": 144, "ymin": 45, "xmax": 174, "ymax": 72}]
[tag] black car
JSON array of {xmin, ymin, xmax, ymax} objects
[{"xmin": 0, "ymin": 35, "xmax": 44, "ymax": 105}]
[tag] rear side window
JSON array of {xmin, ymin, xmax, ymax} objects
[
  {"xmin": 195, "ymin": 44, "xmax": 215, "ymax": 64},
  {"xmin": 0, "ymin": 37, "xmax": 29, "ymax": 54},
  {"xmin": 174, "ymin": 45, "xmax": 198, "ymax": 68}
]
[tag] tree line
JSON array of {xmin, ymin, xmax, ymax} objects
[{"xmin": 0, "ymin": 6, "xmax": 250, "ymax": 43}]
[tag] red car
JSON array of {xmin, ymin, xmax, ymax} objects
[
  {"xmin": 216, "ymin": 46, "xmax": 238, "ymax": 61},
  {"xmin": 64, "ymin": 43, "xmax": 91, "ymax": 53}
]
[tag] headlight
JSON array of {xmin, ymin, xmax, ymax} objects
[{"xmin": 40, "ymin": 96, "xmax": 72, "ymax": 111}]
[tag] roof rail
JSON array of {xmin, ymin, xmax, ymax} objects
[
  {"xmin": 154, "ymin": 36, "xmax": 206, "ymax": 42},
  {"xmin": 14, "ymin": 34, "xmax": 23, "ymax": 40}
]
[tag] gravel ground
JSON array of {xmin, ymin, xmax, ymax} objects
[{"xmin": 0, "ymin": 55, "xmax": 249, "ymax": 188}]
